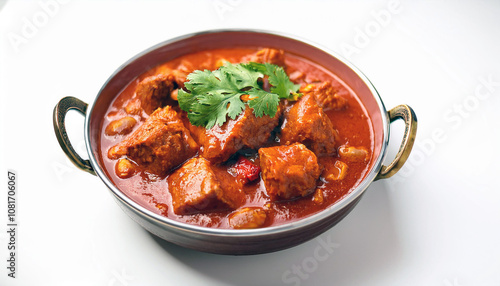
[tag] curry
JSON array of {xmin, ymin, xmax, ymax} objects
[{"xmin": 99, "ymin": 48, "xmax": 374, "ymax": 229}]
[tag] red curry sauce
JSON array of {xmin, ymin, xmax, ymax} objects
[{"xmin": 99, "ymin": 48, "xmax": 374, "ymax": 229}]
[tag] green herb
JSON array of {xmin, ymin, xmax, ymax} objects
[{"xmin": 178, "ymin": 62, "xmax": 301, "ymax": 129}]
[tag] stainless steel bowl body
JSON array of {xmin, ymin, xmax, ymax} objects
[{"xmin": 53, "ymin": 30, "xmax": 417, "ymax": 255}]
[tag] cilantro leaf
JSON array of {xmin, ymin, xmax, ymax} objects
[
  {"xmin": 177, "ymin": 61, "xmax": 301, "ymax": 129},
  {"xmin": 190, "ymin": 92, "xmax": 246, "ymax": 129},
  {"xmin": 178, "ymin": 88, "xmax": 201, "ymax": 112},
  {"xmin": 247, "ymin": 88, "xmax": 280, "ymax": 118},
  {"xmin": 246, "ymin": 62, "xmax": 300, "ymax": 98},
  {"xmin": 184, "ymin": 69, "xmax": 221, "ymax": 95},
  {"xmin": 268, "ymin": 66, "xmax": 301, "ymax": 99},
  {"xmin": 221, "ymin": 63, "xmax": 263, "ymax": 90}
]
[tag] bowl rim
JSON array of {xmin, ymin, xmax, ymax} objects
[{"xmin": 84, "ymin": 28, "xmax": 389, "ymax": 237}]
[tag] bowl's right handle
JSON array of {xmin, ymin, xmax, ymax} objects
[
  {"xmin": 53, "ymin": 96, "xmax": 96, "ymax": 176},
  {"xmin": 375, "ymin": 104, "xmax": 417, "ymax": 181}
]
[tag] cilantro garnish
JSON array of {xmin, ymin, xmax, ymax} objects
[{"xmin": 178, "ymin": 62, "xmax": 301, "ymax": 129}]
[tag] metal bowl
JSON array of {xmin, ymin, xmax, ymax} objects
[{"xmin": 53, "ymin": 30, "xmax": 417, "ymax": 255}]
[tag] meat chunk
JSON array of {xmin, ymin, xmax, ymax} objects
[
  {"xmin": 108, "ymin": 106, "xmax": 198, "ymax": 175},
  {"xmin": 280, "ymin": 94, "xmax": 338, "ymax": 156},
  {"xmin": 259, "ymin": 143, "xmax": 321, "ymax": 199},
  {"xmin": 177, "ymin": 110, "xmax": 206, "ymax": 144},
  {"xmin": 135, "ymin": 74, "xmax": 177, "ymax": 115},
  {"xmin": 301, "ymin": 81, "xmax": 348, "ymax": 111},
  {"xmin": 243, "ymin": 48, "xmax": 286, "ymax": 67},
  {"xmin": 168, "ymin": 157, "xmax": 244, "ymax": 215},
  {"xmin": 170, "ymin": 62, "xmax": 192, "ymax": 89},
  {"xmin": 200, "ymin": 106, "xmax": 282, "ymax": 164},
  {"xmin": 170, "ymin": 58, "xmax": 216, "ymax": 88}
]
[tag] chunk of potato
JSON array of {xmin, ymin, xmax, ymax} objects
[
  {"xmin": 228, "ymin": 207, "xmax": 267, "ymax": 229},
  {"xmin": 105, "ymin": 117, "xmax": 137, "ymax": 136}
]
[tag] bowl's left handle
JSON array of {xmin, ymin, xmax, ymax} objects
[{"xmin": 53, "ymin": 96, "xmax": 96, "ymax": 176}]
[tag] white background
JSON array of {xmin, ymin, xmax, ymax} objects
[{"xmin": 1, "ymin": 0, "xmax": 499, "ymax": 285}]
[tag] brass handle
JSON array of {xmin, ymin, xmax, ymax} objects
[
  {"xmin": 53, "ymin": 96, "xmax": 96, "ymax": 175},
  {"xmin": 375, "ymin": 104, "xmax": 417, "ymax": 180}
]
